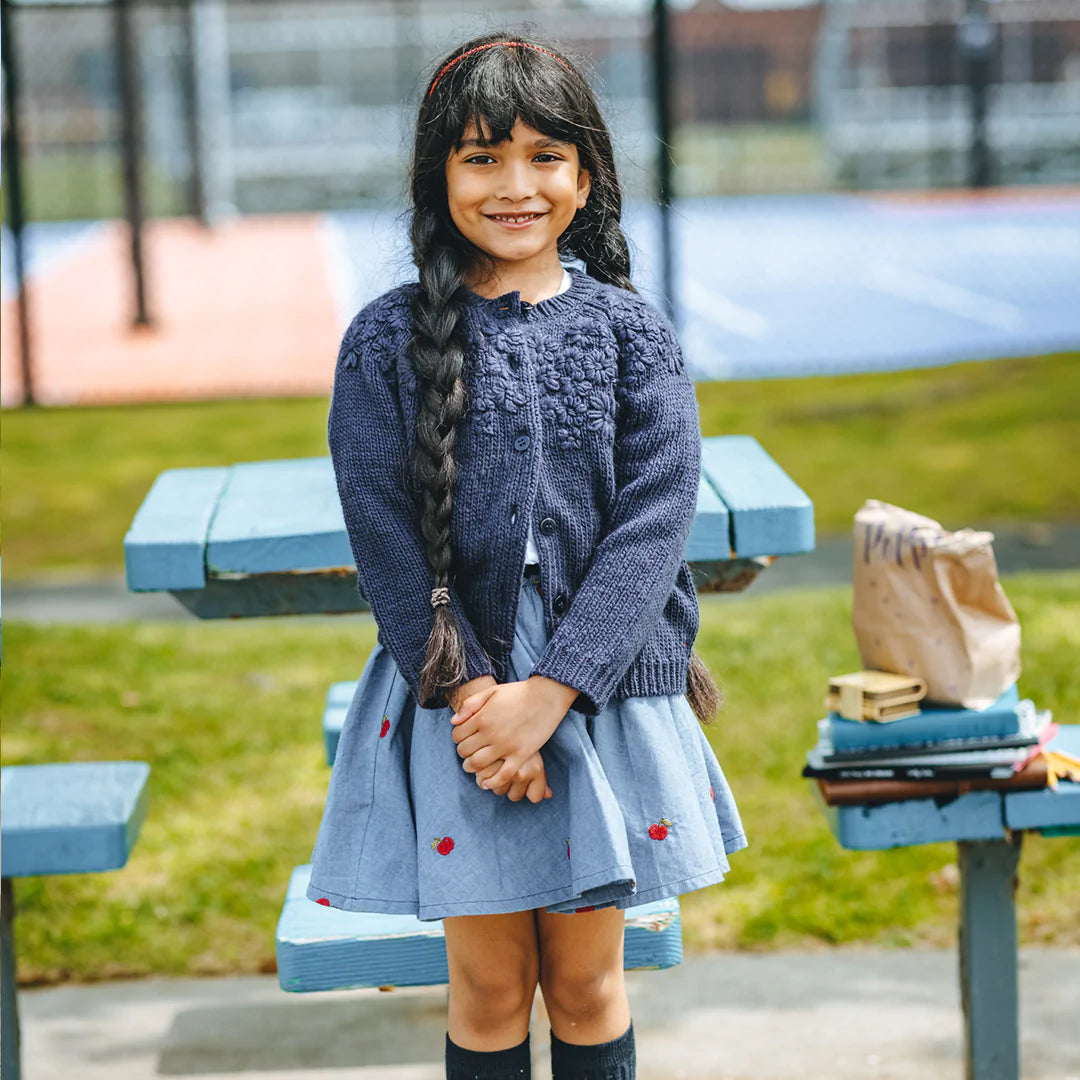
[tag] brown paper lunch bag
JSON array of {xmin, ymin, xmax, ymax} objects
[{"xmin": 851, "ymin": 499, "xmax": 1021, "ymax": 709}]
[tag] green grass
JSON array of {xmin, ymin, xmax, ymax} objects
[
  {"xmin": 1, "ymin": 149, "xmax": 188, "ymax": 224},
  {"xmin": 3, "ymin": 352, "xmax": 1078, "ymax": 583},
  {"xmin": 673, "ymin": 122, "xmax": 828, "ymax": 197},
  {"xmin": 3, "ymin": 569, "xmax": 1077, "ymax": 983}
]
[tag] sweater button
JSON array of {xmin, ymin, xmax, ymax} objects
[
  {"xmin": 514, "ymin": 434, "xmax": 531, "ymax": 452},
  {"xmin": 539, "ymin": 517, "xmax": 556, "ymax": 535},
  {"xmin": 553, "ymin": 593, "xmax": 568, "ymax": 615}
]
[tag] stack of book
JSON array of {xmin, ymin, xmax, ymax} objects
[{"xmin": 804, "ymin": 678, "xmax": 1079, "ymax": 806}]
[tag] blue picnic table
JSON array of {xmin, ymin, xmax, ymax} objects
[
  {"xmin": 812, "ymin": 725, "xmax": 1080, "ymax": 1080},
  {"xmin": 123, "ymin": 435, "xmax": 814, "ymax": 615},
  {"xmin": 124, "ymin": 435, "xmax": 814, "ymax": 992}
]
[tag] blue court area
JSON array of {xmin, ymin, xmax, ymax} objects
[
  {"xmin": 326, "ymin": 190, "xmax": 1080, "ymax": 381},
  {"xmin": 6, "ymin": 193, "xmax": 1076, "ymax": 385}
]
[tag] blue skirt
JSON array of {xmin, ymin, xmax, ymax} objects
[{"xmin": 306, "ymin": 563, "xmax": 748, "ymax": 921}]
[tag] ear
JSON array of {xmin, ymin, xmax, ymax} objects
[{"xmin": 576, "ymin": 166, "xmax": 591, "ymax": 210}]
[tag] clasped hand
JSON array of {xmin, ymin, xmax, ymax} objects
[{"xmin": 450, "ymin": 675, "xmax": 574, "ymax": 804}]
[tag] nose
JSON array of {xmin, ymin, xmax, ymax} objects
[{"xmin": 494, "ymin": 158, "xmax": 537, "ymax": 202}]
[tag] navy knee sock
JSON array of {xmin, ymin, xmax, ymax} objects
[
  {"xmin": 445, "ymin": 1030, "xmax": 531, "ymax": 1080},
  {"xmin": 550, "ymin": 1020, "xmax": 635, "ymax": 1080}
]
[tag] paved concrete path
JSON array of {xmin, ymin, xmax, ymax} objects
[{"xmin": 15, "ymin": 948, "xmax": 1080, "ymax": 1079}]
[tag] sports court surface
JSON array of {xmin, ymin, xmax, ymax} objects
[{"xmin": 2, "ymin": 188, "xmax": 1077, "ymax": 406}]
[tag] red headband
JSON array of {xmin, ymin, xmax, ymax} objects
[{"xmin": 428, "ymin": 41, "xmax": 571, "ymax": 97}]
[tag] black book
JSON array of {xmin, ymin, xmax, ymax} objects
[{"xmin": 802, "ymin": 743, "xmax": 1037, "ymax": 782}]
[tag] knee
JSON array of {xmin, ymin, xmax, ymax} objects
[
  {"xmin": 540, "ymin": 967, "xmax": 623, "ymax": 1025},
  {"xmin": 451, "ymin": 956, "xmax": 538, "ymax": 1028}
]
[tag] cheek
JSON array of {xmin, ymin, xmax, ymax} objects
[
  {"xmin": 446, "ymin": 171, "xmax": 482, "ymax": 214},
  {"xmin": 554, "ymin": 170, "xmax": 583, "ymax": 204}
]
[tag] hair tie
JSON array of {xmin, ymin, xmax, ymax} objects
[
  {"xmin": 430, "ymin": 586, "xmax": 451, "ymax": 608},
  {"xmin": 428, "ymin": 41, "xmax": 572, "ymax": 97}
]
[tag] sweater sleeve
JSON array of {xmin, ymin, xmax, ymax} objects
[
  {"xmin": 528, "ymin": 305, "xmax": 701, "ymax": 716},
  {"xmin": 327, "ymin": 308, "xmax": 496, "ymax": 710}
]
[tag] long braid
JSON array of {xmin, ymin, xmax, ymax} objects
[{"xmin": 408, "ymin": 213, "xmax": 486, "ymax": 704}]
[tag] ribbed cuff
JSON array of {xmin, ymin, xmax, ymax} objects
[
  {"xmin": 446, "ymin": 1029, "xmax": 531, "ymax": 1079},
  {"xmin": 550, "ymin": 1019, "xmax": 635, "ymax": 1078}
]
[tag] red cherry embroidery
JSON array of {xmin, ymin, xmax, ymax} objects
[
  {"xmin": 565, "ymin": 838, "xmax": 571, "ymax": 860},
  {"xmin": 648, "ymin": 817, "xmax": 673, "ymax": 841},
  {"xmin": 432, "ymin": 836, "xmax": 454, "ymax": 856},
  {"xmin": 709, "ymin": 785, "xmax": 714, "ymax": 799},
  {"xmin": 316, "ymin": 897, "xmax": 331, "ymax": 906},
  {"xmin": 575, "ymin": 905, "xmax": 595, "ymax": 913},
  {"xmin": 379, "ymin": 716, "xmax": 390, "ymax": 738}
]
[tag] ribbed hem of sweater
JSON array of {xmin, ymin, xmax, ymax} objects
[{"xmin": 530, "ymin": 654, "xmax": 690, "ymax": 717}]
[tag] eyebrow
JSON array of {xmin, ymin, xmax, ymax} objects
[{"xmin": 458, "ymin": 135, "xmax": 571, "ymax": 151}]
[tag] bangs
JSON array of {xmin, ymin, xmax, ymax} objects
[{"xmin": 436, "ymin": 47, "xmax": 587, "ymax": 157}]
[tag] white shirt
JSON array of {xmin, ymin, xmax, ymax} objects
[{"xmin": 523, "ymin": 267, "xmax": 572, "ymax": 567}]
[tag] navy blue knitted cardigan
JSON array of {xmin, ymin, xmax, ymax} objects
[{"xmin": 327, "ymin": 265, "xmax": 702, "ymax": 717}]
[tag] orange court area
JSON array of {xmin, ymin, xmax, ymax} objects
[{"xmin": 1, "ymin": 213, "xmax": 342, "ymax": 407}]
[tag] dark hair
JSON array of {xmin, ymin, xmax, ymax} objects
[{"xmin": 407, "ymin": 31, "xmax": 721, "ymax": 725}]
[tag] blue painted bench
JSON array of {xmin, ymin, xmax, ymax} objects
[
  {"xmin": 812, "ymin": 723, "xmax": 1080, "ymax": 1080},
  {"xmin": 124, "ymin": 435, "xmax": 814, "ymax": 994},
  {"xmin": 277, "ymin": 865, "xmax": 684, "ymax": 992},
  {"xmin": 1, "ymin": 762, "xmax": 152, "ymax": 1080}
]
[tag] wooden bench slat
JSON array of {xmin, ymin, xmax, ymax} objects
[
  {"xmin": 206, "ymin": 458, "xmax": 353, "ymax": 575},
  {"xmin": 700, "ymin": 435, "xmax": 815, "ymax": 558},
  {"xmin": 686, "ymin": 473, "xmax": 732, "ymax": 562},
  {"xmin": 0, "ymin": 762, "xmax": 151, "ymax": 878},
  {"xmin": 124, "ymin": 467, "xmax": 230, "ymax": 590},
  {"xmin": 276, "ymin": 865, "xmax": 683, "ymax": 992}
]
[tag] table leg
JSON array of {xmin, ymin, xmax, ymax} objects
[
  {"xmin": 957, "ymin": 834, "xmax": 1022, "ymax": 1080},
  {"xmin": 1, "ymin": 877, "xmax": 21, "ymax": 1080}
]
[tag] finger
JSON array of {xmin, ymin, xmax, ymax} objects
[
  {"xmin": 506, "ymin": 777, "xmax": 529, "ymax": 803},
  {"xmin": 545, "ymin": 785, "xmax": 553, "ymax": 799},
  {"xmin": 451, "ymin": 686, "xmax": 496, "ymax": 725},
  {"xmin": 475, "ymin": 760, "xmax": 503, "ymax": 787},
  {"xmin": 455, "ymin": 732, "xmax": 490, "ymax": 759},
  {"xmin": 481, "ymin": 758, "xmax": 519, "ymax": 790},
  {"xmin": 525, "ymin": 775, "xmax": 548, "ymax": 804},
  {"xmin": 450, "ymin": 716, "xmax": 481, "ymax": 743},
  {"xmin": 462, "ymin": 746, "xmax": 501, "ymax": 774}
]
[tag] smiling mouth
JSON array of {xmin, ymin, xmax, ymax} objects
[{"xmin": 485, "ymin": 212, "xmax": 547, "ymax": 226}]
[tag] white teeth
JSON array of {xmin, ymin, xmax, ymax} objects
[{"xmin": 491, "ymin": 214, "xmax": 541, "ymax": 223}]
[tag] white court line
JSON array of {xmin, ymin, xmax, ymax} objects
[
  {"xmin": 867, "ymin": 262, "xmax": 1025, "ymax": 332},
  {"xmin": 681, "ymin": 277, "xmax": 771, "ymax": 341}
]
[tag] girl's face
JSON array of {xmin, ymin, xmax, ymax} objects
[{"xmin": 445, "ymin": 116, "xmax": 591, "ymax": 282}]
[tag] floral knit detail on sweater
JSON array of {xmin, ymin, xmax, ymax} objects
[{"xmin": 536, "ymin": 324, "xmax": 620, "ymax": 451}]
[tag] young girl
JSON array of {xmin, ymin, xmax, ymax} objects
[{"xmin": 306, "ymin": 32, "xmax": 747, "ymax": 1080}]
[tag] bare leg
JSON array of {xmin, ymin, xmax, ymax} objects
[
  {"xmin": 443, "ymin": 908, "xmax": 540, "ymax": 1051},
  {"xmin": 536, "ymin": 905, "xmax": 631, "ymax": 1045}
]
